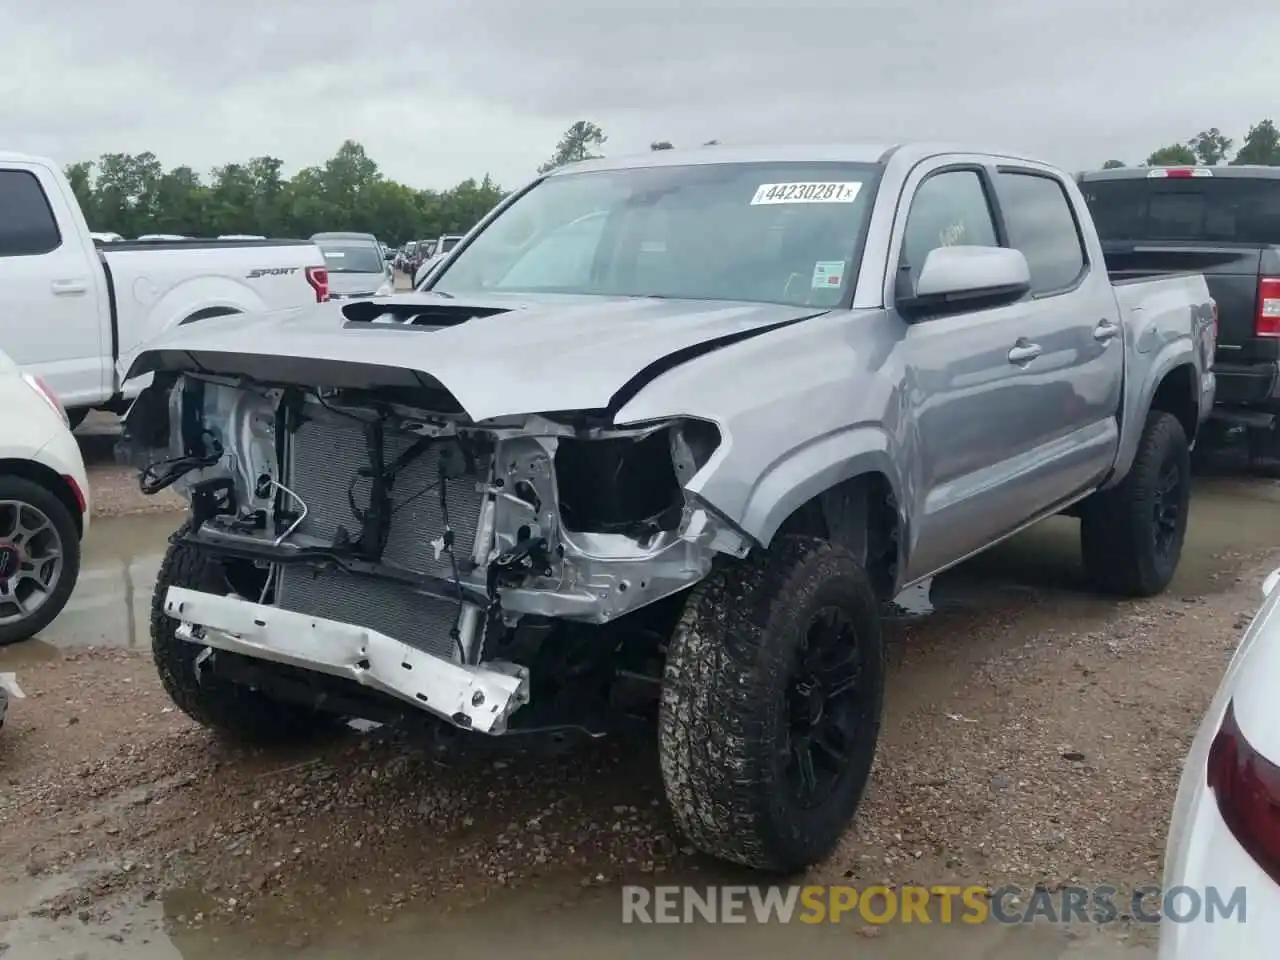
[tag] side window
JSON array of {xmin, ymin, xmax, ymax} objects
[
  {"xmin": 900, "ymin": 170, "xmax": 999, "ymax": 289},
  {"xmin": 0, "ymin": 170, "xmax": 62, "ymax": 257},
  {"xmin": 994, "ymin": 172, "xmax": 1086, "ymax": 295}
]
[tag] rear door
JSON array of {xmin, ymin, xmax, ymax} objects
[
  {"xmin": 1080, "ymin": 172, "xmax": 1280, "ymax": 366},
  {"xmin": 989, "ymin": 166, "xmax": 1124, "ymax": 502}
]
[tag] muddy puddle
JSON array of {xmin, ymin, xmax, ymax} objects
[{"xmin": 1, "ymin": 867, "xmax": 1150, "ymax": 959}]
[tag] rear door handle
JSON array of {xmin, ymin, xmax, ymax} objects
[
  {"xmin": 1093, "ymin": 318, "xmax": 1120, "ymax": 342},
  {"xmin": 1008, "ymin": 340, "xmax": 1042, "ymax": 365},
  {"xmin": 50, "ymin": 278, "xmax": 88, "ymax": 296}
]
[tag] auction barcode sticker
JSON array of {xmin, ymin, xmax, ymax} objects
[{"xmin": 750, "ymin": 182, "xmax": 862, "ymax": 205}]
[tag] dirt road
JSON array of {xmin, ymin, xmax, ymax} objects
[{"xmin": 0, "ymin": 424, "xmax": 1277, "ymax": 958}]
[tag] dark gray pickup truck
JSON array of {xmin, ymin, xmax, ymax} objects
[{"xmin": 1080, "ymin": 165, "xmax": 1280, "ymax": 453}]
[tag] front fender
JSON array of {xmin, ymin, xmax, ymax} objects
[{"xmin": 685, "ymin": 423, "xmax": 907, "ymax": 548}]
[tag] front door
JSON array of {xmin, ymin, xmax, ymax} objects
[{"xmin": 889, "ymin": 163, "xmax": 1060, "ymax": 581}]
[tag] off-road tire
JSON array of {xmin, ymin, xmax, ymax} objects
[
  {"xmin": 0, "ymin": 475, "xmax": 82, "ymax": 646},
  {"xmin": 151, "ymin": 522, "xmax": 337, "ymax": 743},
  {"xmin": 658, "ymin": 535, "xmax": 885, "ymax": 873},
  {"xmin": 1081, "ymin": 410, "xmax": 1191, "ymax": 597}
]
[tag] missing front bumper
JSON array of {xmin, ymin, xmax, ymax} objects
[{"xmin": 163, "ymin": 587, "xmax": 530, "ymax": 733}]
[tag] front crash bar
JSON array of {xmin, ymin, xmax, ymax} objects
[{"xmin": 163, "ymin": 587, "xmax": 530, "ymax": 734}]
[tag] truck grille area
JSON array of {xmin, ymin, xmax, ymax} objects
[{"xmin": 273, "ymin": 416, "xmax": 488, "ymax": 661}]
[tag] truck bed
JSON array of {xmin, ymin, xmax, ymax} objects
[{"xmin": 1079, "ymin": 167, "xmax": 1280, "ymax": 379}]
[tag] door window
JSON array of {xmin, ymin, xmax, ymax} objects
[
  {"xmin": 995, "ymin": 172, "xmax": 1087, "ymax": 295},
  {"xmin": 900, "ymin": 170, "xmax": 999, "ymax": 291},
  {"xmin": 0, "ymin": 171, "xmax": 62, "ymax": 257}
]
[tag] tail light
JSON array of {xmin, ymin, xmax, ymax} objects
[
  {"xmin": 305, "ymin": 266, "xmax": 330, "ymax": 303},
  {"xmin": 1207, "ymin": 700, "xmax": 1280, "ymax": 883},
  {"xmin": 21, "ymin": 373, "xmax": 69, "ymax": 427},
  {"xmin": 1147, "ymin": 167, "xmax": 1213, "ymax": 179},
  {"xmin": 1256, "ymin": 277, "xmax": 1280, "ymax": 338}
]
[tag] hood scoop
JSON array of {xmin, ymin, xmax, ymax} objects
[{"xmin": 341, "ymin": 300, "xmax": 512, "ymax": 329}]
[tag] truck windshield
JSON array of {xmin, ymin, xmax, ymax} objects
[
  {"xmin": 317, "ymin": 242, "xmax": 384, "ymax": 274},
  {"xmin": 430, "ymin": 161, "xmax": 881, "ymax": 307},
  {"xmin": 1083, "ymin": 176, "xmax": 1280, "ymax": 245}
]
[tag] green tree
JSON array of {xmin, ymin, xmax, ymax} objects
[
  {"xmin": 207, "ymin": 163, "xmax": 258, "ymax": 235},
  {"xmin": 1188, "ymin": 128, "xmax": 1233, "ymax": 165},
  {"xmin": 1232, "ymin": 119, "xmax": 1280, "ymax": 165},
  {"xmin": 538, "ymin": 121, "xmax": 607, "ymax": 173},
  {"xmin": 93, "ymin": 151, "xmax": 164, "ymax": 236},
  {"xmin": 152, "ymin": 166, "xmax": 207, "ymax": 235},
  {"xmin": 1101, "ymin": 159, "xmax": 1125, "ymax": 169},
  {"xmin": 1146, "ymin": 143, "xmax": 1197, "ymax": 166},
  {"xmin": 64, "ymin": 162, "xmax": 96, "ymax": 225},
  {"xmin": 64, "ymin": 138, "xmax": 523, "ymax": 244}
]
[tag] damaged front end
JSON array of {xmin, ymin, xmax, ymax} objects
[{"xmin": 122, "ymin": 370, "xmax": 748, "ymax": 734}]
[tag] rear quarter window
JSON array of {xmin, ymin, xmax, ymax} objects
[{"xmin": 0, "ymin": 170, "xmax": 62, "ymax": 257}]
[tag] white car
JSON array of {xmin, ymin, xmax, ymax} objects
[
  {"xmin": 0, "ymin": 348, "xmax": 90, "ymax": 645},
  {"xmin": 1160, "ymin": 564, "xmax": 1280, "ymax": 958}
]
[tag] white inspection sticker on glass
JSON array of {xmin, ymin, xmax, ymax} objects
[
  {"xmin": 750, "ymin": 182, "xmax": 862, "ymax": 205},
  {"xmin": 811, "ymin": 260, "xmax": 845, "ymax": 288}
]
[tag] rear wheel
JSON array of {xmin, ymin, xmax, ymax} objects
[
  {"xmin": 0, "ymin": 476, "xmax": 81, "ymax": 646},
  {"xmin": 659, "ymin": 535, "xmax": 885, "ymax": 872},
  {"xmin": 152, "ymin": 522, "xmax": 339, "ymax": 743},
  {"xmin": 1081, "ymin": 410, "xmax": 1191, "ymax": 597}
]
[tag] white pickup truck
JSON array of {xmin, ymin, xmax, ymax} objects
[{"xmin": 0, "ymin": 151, "xmax": 331, "ymax": 426}]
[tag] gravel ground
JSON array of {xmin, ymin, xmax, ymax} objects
[
  {"xmin": 0, "ymin": 429, "xmax": 1275, "ymax": 956},
  {"xmin": 0, "ymin": 552, "xmax": 1267, "ymax": 933}
]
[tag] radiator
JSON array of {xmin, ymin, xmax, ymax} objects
[{"xmin": 274, "ymin": 416, "xmax": 489, "ymax": 661}]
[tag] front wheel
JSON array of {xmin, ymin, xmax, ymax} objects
[
  {"xmin": 1081, "ymin": 410, "xmax": 1191, "ymax": 597},
  {"xmin": 0, "ymin": 476, "xmax": 81, "ymax": 646},
  {"xmin": 658, "ymin": 535, "xmax": 885, "ymax": 872},
  {"xmin": 152, "ymin": 522, "xmax": 340, "ymax": 743}
]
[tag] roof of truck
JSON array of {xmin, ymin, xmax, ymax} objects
[
  {"xmin": 1080, "ymin": 165, "xmax": 1280, "ymax": 181},
  {"xmin": 311, "ymin": 231, "xmax": 379, "ymax": 243},
  {"xmin": 548, "ymin": 142, "xmax": 1048, "ymax": 175},
  {"xmin": 0, "ymin": 150, "xmax": 49, "ymax": 166}
]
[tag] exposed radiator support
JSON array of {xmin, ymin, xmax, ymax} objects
[{"xmin": 271, "ymin": 410, "xmax": 493, "ymax": 662}]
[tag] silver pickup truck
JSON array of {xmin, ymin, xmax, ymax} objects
[{"xmin": 120, "ymin": 142, "xmax": 1216, "ymax": 874}]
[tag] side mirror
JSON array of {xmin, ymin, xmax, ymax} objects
[{"xmin": 898, "ymin": 246, "xmax": 1031, "ymax": 319}]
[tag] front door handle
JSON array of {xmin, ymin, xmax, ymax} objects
[
  {"xmin": 1094, "ymin": 318, "xmax": 1120, "ymax": 342},
  {"xmin": 50, "ymin": 278, "xmax": 88, "ymax": 296},
  {"xmin": 1008, "ymin": 340, "xmax": 1042, "ymax": 365}
]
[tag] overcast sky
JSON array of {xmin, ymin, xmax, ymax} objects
[{"xmin": 3, "ymin": 0, "xmax": 1278, "ymax": 191}]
